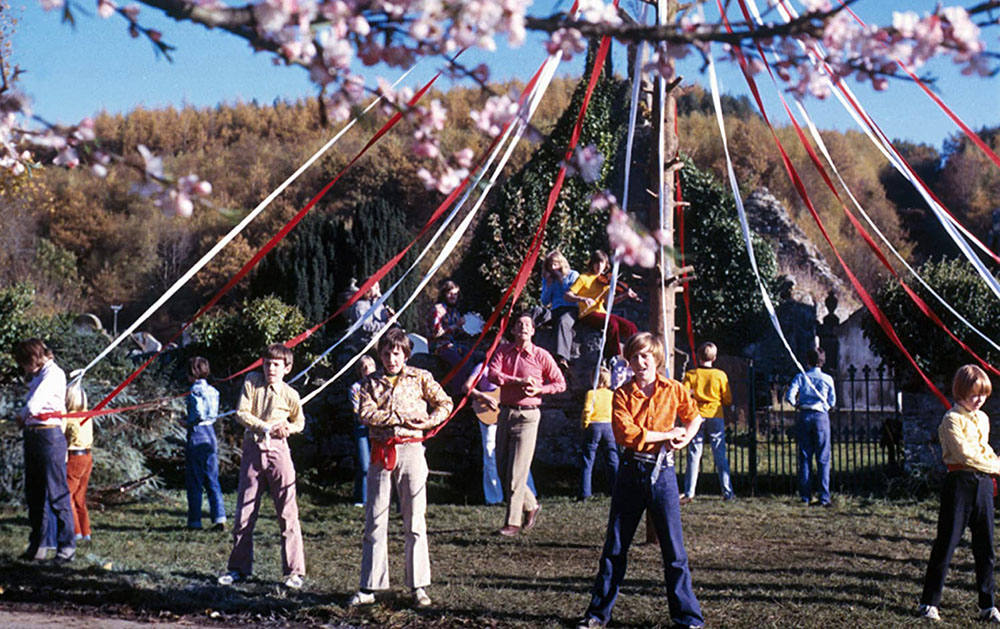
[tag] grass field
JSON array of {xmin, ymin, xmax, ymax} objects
[{"xmin": 0, "ymin": 471, "xmax": 986, "ymax": 628}]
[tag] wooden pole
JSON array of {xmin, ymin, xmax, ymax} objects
[{"xmin": 647, "ymin": 0, "xmax": 679, "ymax": 375}]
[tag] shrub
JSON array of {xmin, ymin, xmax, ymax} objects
[{"xmin": 863, "ymin": 257, "xmax": 1000, "ymax": 385}]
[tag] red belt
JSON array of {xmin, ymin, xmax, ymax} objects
[{"xmin": 372, "ymin": 440, "xmax": 397, "ymax": 471}]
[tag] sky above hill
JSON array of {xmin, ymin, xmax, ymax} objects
[{"xmin": 11, "ymin": 0, "xmax": 1000, "ymax": 151}]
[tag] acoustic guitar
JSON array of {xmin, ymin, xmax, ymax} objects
[{"xmin": 471, "ymin": 389, "xmax": 501, "ymax": 426}]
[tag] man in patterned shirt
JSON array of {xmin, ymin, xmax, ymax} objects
[{"xmin": 350, "ymin": 328, "xmax": 453, "ymax": 609}]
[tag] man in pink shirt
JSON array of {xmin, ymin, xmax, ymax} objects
[{"xmin": 487, "ymin": 311, "xmax": 566, "ymax": 536}]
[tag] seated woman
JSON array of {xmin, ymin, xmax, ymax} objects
[
  {"xmin": 426, "ymin": 280, "xmax": 472, "ymax": 390},
  {"xmin": 535, "ymin": 250, "xmax": 579, "ymax": 371},
  {"xmin": 566, "ymin": 250, "xmax": 638, "ymax": 359}
]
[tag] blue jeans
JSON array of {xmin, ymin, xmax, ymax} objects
[
  {"xmin": 580, "ymin": 423, "xmax": 619, "ymax": 499},
  {"xmin": 24, "ymin": 428, "xmax": 75, "ymax": 557},
  {"xmin": 684, "ymin": 417, "xmax": 734, "ymax": 499},
  {"xmin": 185, "ymin": 425, "xmax": 226, "ymax": 527},
  {"xmin": 354, "ymin": 423, "xmax": 370, "ymax": 505},
  {"xmin": 584, "ymin": 456, "xmax": 703, "ymax": 626},
  {"xmin": 796, "ymin": 409, "xmax": 831, "ymax": 504}
]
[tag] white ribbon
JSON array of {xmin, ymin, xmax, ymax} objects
[
  {"xmin": 74, "ymin": 67, "xmax": 417, "ymax": 383},
  {"xmin": 765, "ymin": 0, "xmax": 1000, "ymax": 302},
  {"xmin": 300, "ymin": 51, "xmax": 564, "ymax": 404},
  {"xmin": 706, "ymin": 45, "xmax": 817, "ymax": 390}
]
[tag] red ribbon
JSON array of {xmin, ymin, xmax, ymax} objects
[
  {"xmin": 82, "ymin": 72, "xmax": 446, "ymax": 420},
  {"xmin": 389, "ymin": 19, "xmax": 617, "ymax": 449},
  {"xmin": 720, "ymin": 0, "xmax": 949, "ymax": 407}
]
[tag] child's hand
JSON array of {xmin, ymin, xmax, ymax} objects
[{"xmin": 270, "ymin": 422, "xmax": 291, "ymax": 439}]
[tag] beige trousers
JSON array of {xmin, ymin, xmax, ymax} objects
[
  {"xmin": 227, "ymin": 434, "xmax": 305, "ymax": 577},
  {"xmin": 496, "ymin": 407, "xmax": 540, "ymax": 527},
  {"xmin": 360, "ymin": 442, "xmax": 430, "ymax": 590}
]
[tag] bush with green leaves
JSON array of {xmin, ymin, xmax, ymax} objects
[
  {"xmin": 193, "ymin": 294, "xmax": 309, "ymax": 376},
  {"xmin": 457, "ymin": 43, "xmax": 625, "ymax": 311},
  {"xmin": 863, "ymin": 257, "xmax": 1000, "ymax": 385},
  {"xmin": 680, "ymin": 159, "xmax": 778, "ymax": 354}
]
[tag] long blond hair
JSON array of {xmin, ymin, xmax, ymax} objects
[{"xmin": 542, "ymin": 250, "xmax": 570, "ymax": 282}]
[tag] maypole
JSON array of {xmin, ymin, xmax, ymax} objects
[{"xmin": 647, "ymin": 0, "xmax": 679, "ymax": 371}]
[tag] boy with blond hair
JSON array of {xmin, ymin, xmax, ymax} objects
[
  {"xmin": 219, "ymin": 344, "xmax": 306, "ymax": 589},
  {"xmin": 681, "ymin": 342, "xmax": 735, "ymax": 503},
  {"xmin": 919, "ymin": 365, "xmax": 1000, "ymax": 622}
]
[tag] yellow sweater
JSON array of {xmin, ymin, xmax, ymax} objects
[
  {"xmin": 682, "ymin": 367, "xmax": 731, "ymax": 419},
  {"xmin": 582, "ymin": 388, "xmax": 613, "ymax": 428}
]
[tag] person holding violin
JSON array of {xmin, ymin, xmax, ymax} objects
[{"xmin": 567, "ymin": 250, "xmax": 638, "ymax": 359}]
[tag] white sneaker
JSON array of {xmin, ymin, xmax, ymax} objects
[
  {"xmin": 980, "ymin": 607, "xmax": 1000, "ymax": 623},
  {"xmin": 283, "ymin": 574, "xmax": 304, "ymax": 589},
  {"xmin": 917, "ymin": 604, "xmax": 940, "ymax": 621},
  {"xmin": 349, "ymin": 590, "xmax": 375, "ymax": 606},
  {"xmin": 413, "ymin": 587, "xmax": 432, "ymax": 607},
  {"xmin": 217, "ymin": 571, "xmax": 242, "ymax": 586}
]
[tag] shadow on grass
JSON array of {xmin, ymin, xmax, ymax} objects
[{"xmin": 0, "ymin": 557, "xmax": 348, "ymax": 624}]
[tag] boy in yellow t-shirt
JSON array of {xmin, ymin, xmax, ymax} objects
[
  {"xmin": 680, "ymin": 342, "xmax": 735, "ymax": 503},
  {"xmin": 579, "ymin": 367, "xmax": 619, "ymax": 501}
]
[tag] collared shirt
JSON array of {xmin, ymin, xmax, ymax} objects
[
  {"xmin": 541, "ymin": 270, "xmax": 579, "ymax": 311},
  {"xmin": 359, "ymin": 365, "xmax": 453, "ymax": 442},
  {"xmin": 939, "ymin": 403, "xmax": 1000, "ymax": 475},
  {"xmin": 613, "ymin": 373, "xmax": 700, "ymax": 453},
  {"xmin": 236, "ymin": 371, "xmax": 305, "ymax": 450},
  {"xmin": 785, "ymin": 368, "xmax": 836, "ymax": 412},
  {"xmin": 487, "ymin": 341, "xmax": 566, "ymax": 406},
  {"xmin": 569, "ymin": 273, "xmax": 609, "ymax": 316},
  {"xmin": 682, "ymin": 367, "xmax": 732, "ymax": 419},
  {"xmin": 582, "ymin": 388, "xmax": 613, "ymax": 428},
  {"xmin": 187, "ymin": 379, "xmax": 220, "ymax": 428},
  {"xmin": 20, "ymin": 359, "xmax": 67, "ymax": 428}
]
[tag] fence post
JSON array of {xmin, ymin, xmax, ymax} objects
[{"xmin": 748, "ymin": 359, "xmax": 758, "ymax": 496}]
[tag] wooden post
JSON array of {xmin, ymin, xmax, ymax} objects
[{"xmin": 647, "ymin": 0, "xmax": 679, "ymax": 375}]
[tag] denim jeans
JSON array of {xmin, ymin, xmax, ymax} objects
[
  {"xmin": 354, "ymin": 423, "xmax": 370, "ymax": 505},
  {"xmin": 584, "ymin": 456, "xmax": 703, "ymax": 626},
  {"xmin": 580, "ymin": 423, "xmax": 619, "ymax": 499},
  {"xmin": 684, "ymin": 417, "xmax": 734, "ymax": 499},
  {"xmin": 796, "ymin": 409, "xmax": 831, "ymax": 504},
  {"xmin": 24, "ymin": 428, "xmax": 76, "ymax": 558},
  {"xmin": 185, "ymin": 424, "xmax": 226, "ymax": 527}
]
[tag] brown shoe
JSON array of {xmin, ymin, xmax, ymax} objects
[
  {"xmin": 499, "ymin": 525, "xmax": 520, "ymax": 537},
  {"xmin": 679, "ymin": 495, "xmax": 694, "ymax": 505},
  {"xmin": 523, "ymin": 505, "xmax": 542, "ymax": 531}
]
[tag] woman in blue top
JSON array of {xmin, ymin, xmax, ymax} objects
[{"xmin": 537, "ymin": 250, "xmax": 579, "ymax": 371}]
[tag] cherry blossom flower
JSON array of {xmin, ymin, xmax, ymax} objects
[
  {"xmin": 39, "ymin": 0, "xmax": 63, "ymax": 10},
  {"xmin": 606, "ymin": 207, "xmax": 669, "ymax": 269},
  {"xmin": 453, "ymin": 147, "xmax": 475, "ymax": 169},
  {"xmin": 52, "ymin": 146, "xmax": 79, "ymax": 168},
  {"xmin": 417, "ymin": 164, "xmax": 469, "ymax": 195},
  {"xmin": 545, "ymin": 28, "xmax": 586, "ymax": 61},
  {"xmin": 589, "ymin": 190, "xmax": 618, "ymax": 214},
  {"xmin": 564, "ymin": 144, "xmax": 604, "ymax": 183},
  {"xmin": 97, "ymin": 0, "xmax": 116, "ymax": 19},
  {"xmin": 470, "ymin": 94, "xmax": 519, "ymax": 137}
]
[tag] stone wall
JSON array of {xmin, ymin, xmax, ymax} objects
[{"xmin": 902, "ymin": 392, "xmax": 1000, "ymax": 476}]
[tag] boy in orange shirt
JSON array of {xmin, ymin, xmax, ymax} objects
[
  {"xmin": 577, "ymin": 333, "xmax": 704, "ymax": 629},
  {"xmin": 681, "ymin": 342, "xmax": 735, "ymax": 503}
]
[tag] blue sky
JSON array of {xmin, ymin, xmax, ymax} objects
[{"xmin": 11, "ymin": 0, "xmax": 1000, "ymax": 150}]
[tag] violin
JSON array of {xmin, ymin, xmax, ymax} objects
[{"xmin": 580, "ymin": 273, "xmax": 641, "ymax": 318}]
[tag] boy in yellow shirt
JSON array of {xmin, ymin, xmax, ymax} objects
[
  {"xmin": 918, "ymin": 364, "xmax": 1000, "ymax": 622},
  {"xmin": 680, "ymin": 342, "xmax": 735, "ymax": 503},
  {"xmin": 579, "ymin": 367, "xmax": 619, "ymax": 501}
]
